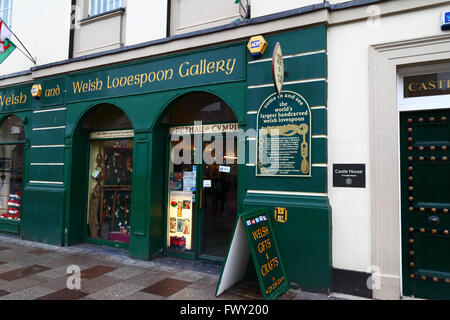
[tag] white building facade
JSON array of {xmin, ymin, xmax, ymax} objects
[{"xmin": 0, "ymin": 0, "xmax": 449, "ymax": 300}]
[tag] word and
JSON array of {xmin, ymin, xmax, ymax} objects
[{"xmin": 44, "ymin": 85, "xmax": 61, "ymax": 98}]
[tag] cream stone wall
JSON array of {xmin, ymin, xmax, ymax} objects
[
  {"xmin": 327, "ymin": 1, "xmax": 450, "ymax": 299},
  {"xmin": 0, "ymin": 0, "xmax": 71, "ymax": 76}
]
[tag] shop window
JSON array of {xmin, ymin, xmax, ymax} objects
[
  {"xmin": 73, "ymin": 0, "xmax": 125, "ymax": 57},
  {"xmin": 90, "ymin": 0, "xmax": 123, "ymax": 16},
  {"xmin": 84, "ymin": 104, "xmax": 133, "ymax": 245},
  {"xmin": 0, "ymin": 0, "xmax": 13, "ymax": 27},
  {"xmin": 0, "ymin": 115, "xmax": 24, "ymax": 221},
  {"xmin": 169, "ymin": 0, "xmax": 247, "ymax": 36}
]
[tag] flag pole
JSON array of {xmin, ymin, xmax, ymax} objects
[
  {"xmin": 0, "ymin": 18, "xmax": 36, "ymax": 65},
  {"xmin": 12, "ymin": 44, "xmax": 36, "ymax": 65}
]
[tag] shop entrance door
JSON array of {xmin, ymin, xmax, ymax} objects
[
  {"xmin": 400, "ymin": 109, "xmax": 450, "ymax": 299},
  {"xmin": 198, "ymin": 136, "xmax": 238, "ymax": 260},
  {"xmin": 166, "ymin": 124, "xmax": 238, "ymax": 262}
]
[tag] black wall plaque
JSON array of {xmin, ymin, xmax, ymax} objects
[{"xmin": 333, "ymin": 164, "xmax": 366, "ymax": 188}]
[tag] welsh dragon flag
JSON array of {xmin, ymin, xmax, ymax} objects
[{"xmin": 0, "ymin": 20, "xmax": 16, "ymax": 64}]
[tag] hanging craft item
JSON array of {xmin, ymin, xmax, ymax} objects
[
  {"xmin": 177, "ymin": 201, "xmax": 183, "ymax": 217},
  {"xmin": 183, "ymin": 219, "xmax": 190, "ymax": 235},
  {"xmin": 170, "ymin": 217, "xmax": 177, "ymax": 233},
  {"xmin": 88, "ymin": 191, "xmax": 100, "ymax": 238}
]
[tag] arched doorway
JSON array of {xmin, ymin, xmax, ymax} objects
[
  {"xmin": 69, "ymin": 104, "xmax": 134, "ymax": 248},
  {"xmin": 0, "ymin": 115, "xmax": 25, "ymax": 222},
  {"xmin": 157, "ymin": 91, "xmax": 239, "ymax": 261}
]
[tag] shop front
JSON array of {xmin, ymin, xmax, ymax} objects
[
  {"xmin": 0, "ymin": 84, "xmax": 32, "ymax": 236},
  {"xmin": 0, "ymin": 25, "xmax": 332, "ymax": 293}
]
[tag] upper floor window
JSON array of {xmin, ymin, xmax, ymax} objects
[
  {"xmin": 0, "ymin": 0, "xmax": 13, "ymax": 27},
  {"xmin": 90, "ymin": 0, "xmax": 123, "ymax": 16}
]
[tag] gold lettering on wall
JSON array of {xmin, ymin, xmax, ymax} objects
[
  {"xmin": 0, "ymin": 92, "xmax": 27, "ymax": 107},
  {"xmin": 70, "ymin": 56, "xmax": 239, "ymax": 97}
]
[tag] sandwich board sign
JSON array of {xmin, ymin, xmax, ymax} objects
[{"xmin": 216, "ymin": 208, "xmax": 289, "ymax": 300}]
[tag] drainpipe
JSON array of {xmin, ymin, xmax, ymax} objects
[
  {"xmin": 166, "ymin": 0, "xmax": 171, "ymax": 37},
  {"xmin": 68, "ymin": 0, "xmax": 77, "ymax": 59}
]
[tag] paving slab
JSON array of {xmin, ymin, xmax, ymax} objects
[
  {"xmin": 106, "ymin": 266, "xmax": 147, "ymax": 280},
  {"xmin": 167, "ymin": 286, "xmax": 217, "ymax": 300},
  {"xmin": 87, "ymin": 282, "xmax": 146, "ymax": 300},
  {"xmin": 79, "ymin": 275, "xmax": 123, "ymax": 294},
  {"xmin": 0, "ymin": 265, "xmax": 51, "ymax": 281},
  {"xmin": 141, "ymin": 278, "xmax": 193, "ymax": 298},
  {"xmin": 0, "ymin": 286, "xmax": 54, "ymax": 300},
  {"xmin": 0, "ymin": 234, "xmax": 342, "ymax": 301},
  {"xmin": 37, "ymin": 288, "xmax": 89, "ymax": 300}
]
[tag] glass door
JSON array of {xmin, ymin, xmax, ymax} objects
[
  {"xmin": 166, "ymin": 135, "xmax": 198, "ymax": 256},
  {"xmin": 198, "ymin": 134, "xmax": 238, "ymax": 260},
  {"xmin": 165, "ymin": 127, "xmax": 238, "ymax": 261}
]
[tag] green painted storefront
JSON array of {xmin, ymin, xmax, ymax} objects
[{"xmin": 0, "ymin": 25, "xmax": 332, "ymax": 292}]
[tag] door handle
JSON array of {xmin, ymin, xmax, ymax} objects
[
  {"xmin": 199, "ymin": 190, "xmax": 203, "ymax": 209},
  {"xmin": 429, "ymin": 216, "xmax": 440, "ymax": 226}
]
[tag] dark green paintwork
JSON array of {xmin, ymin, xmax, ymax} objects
[
  {"xmin": 248, "ymin": 53, "xmax": 327, "ymax": 86},
  {"xmin": 0, "ymin": 83, "xmax": 32, "ymax": 113},
  {"xmin": 243, "ymin": 193, "xmax": 331, "ymax": 292},
  {"xmin": 66, "ymin": 44, "xmax": 246, "ymax": 103},
  {"xmin": 31, "ymin": 77, "xmax": 65, "ymax": 108},
  {"xmin": 0, "ymin": 26, "xmax": 332, "ymax": 293},
  {"xmin": 401, "ymin": 110, "xmax": 450, "ymax": 300},
  {"xmin": 240, "ymin": 208, "xmax": 290, "ymax": 300}
]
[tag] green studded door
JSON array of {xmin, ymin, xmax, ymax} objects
[{"xmin": 401, "ymin": 109, "xmax": 450, "ymax": 300}]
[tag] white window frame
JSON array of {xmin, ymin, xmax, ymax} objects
[
  {"xmin": 0, "ymin": 0, "xmax": 13, "ymax": 28},
  {"xmin": 397, "ymin": 62, "xmax": 450, "ymax": 112},
  {"xmin": 89, "ymin": 0, "xmax": 123, "ymax": 17}
]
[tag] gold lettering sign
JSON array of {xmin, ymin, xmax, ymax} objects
[
  {"xmin": 0, "ymin": 92, "xmax": 27, "ymax": 107},
  {"xmin": 169, "ymin": 123, "xmax": 239, "ymax": 135},
  {"xmin": 71, "ymin": 58, "xmax": 238, "ymax": 96},
  {"xmin": 90, "ymin": 130, "xmax": 134, "ymax": 140},
  {"xmin": 404, "ymin": 72, "xmax": 450, "ymax": 98}
]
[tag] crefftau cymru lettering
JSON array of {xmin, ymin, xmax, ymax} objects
[{"xmin": 71, "ymin": 57, "xmax": 238, "ymax": 95}]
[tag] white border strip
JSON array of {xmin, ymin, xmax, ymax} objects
[
  {"xmin": 248, "ymin": 78, "xmax": 327, "ymax": 89},
  {"xmin": 29, "ymin": 181, "xmax": 64, "ymax": 185},
  {"xmin": 312, "ymin": 163, "xmax": 328, "ymax": 167},
  {"xmin": 32, "ymin": 126, "xmax": 66, "ymax": 131},
  {"xmin": 312, "ymin": 135, "xmax": 328, "ymax": 139},
  {"xmin": 30, "ymin": 163, "xmax": 64, "ymax": 166},
  {"xmin": 31, "ymin": 145, "xmax": 65, "ymax": 148},
  {"xmin": 248, "ymin": 49, "xmax": 326, "ymax": 64},
  {"xmin": 33, "ymin": 107, "xmax": 67, "ymax": 114},
  {"xmin": 247, "ymin": 190, "xmax": 327, "ymax": 197}
]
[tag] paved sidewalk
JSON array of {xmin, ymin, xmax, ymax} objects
[{"xmin": 0, "ymin": 234, "xmax": 337, "ymax": 300}]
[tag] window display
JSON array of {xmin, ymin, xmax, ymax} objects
[
  {"xmin": 0, "ymin": 116, "xmax": 25, "ymax": 221},
  {"xmin": 167, "ymin": 138, "xmax": 195, "ymax": 252},
  {"xmin": 87, "ymin": 135, "xmax": 133, "ymax": 244}
]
